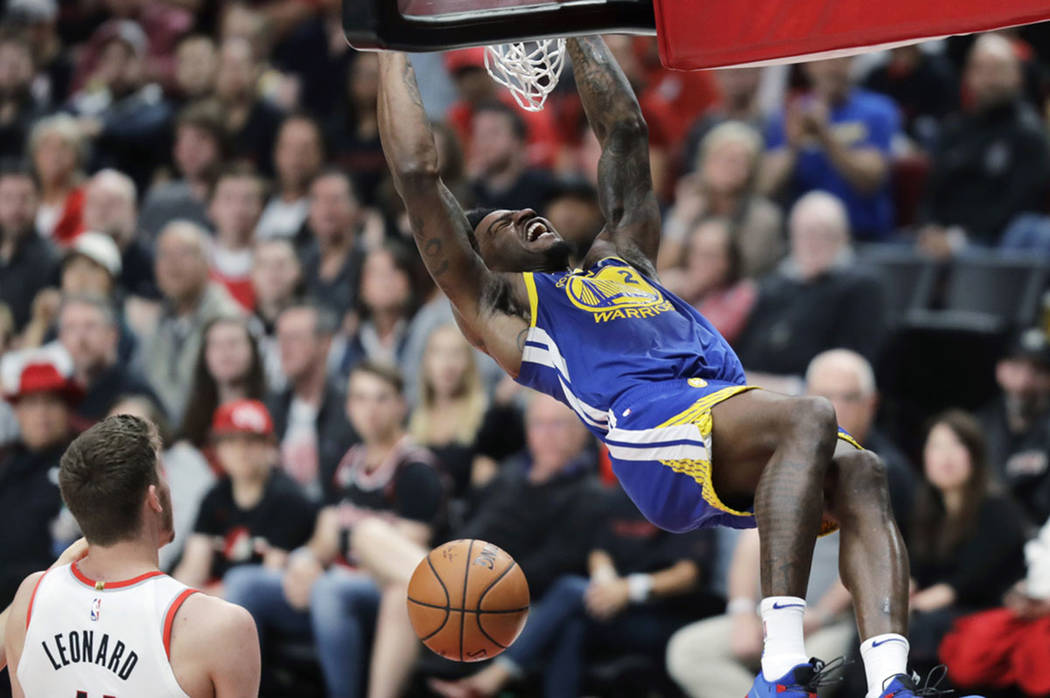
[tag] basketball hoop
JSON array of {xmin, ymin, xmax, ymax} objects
[{"xmin": 485, "ymin": 39, "xmax": 566, "ymax": 112}]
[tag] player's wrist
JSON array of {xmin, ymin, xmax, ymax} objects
[{"xmin": 626, "ymin": 573, "xmax": 652, "ymax": 603}]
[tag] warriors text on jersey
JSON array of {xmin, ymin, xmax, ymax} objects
[
  {"xmin": 17, "ymin": 561, "xmax": 196, "ymax": 698},
  {"xmin": 516, "ymin": 256, "xmax": 859, "ymax": 533}
]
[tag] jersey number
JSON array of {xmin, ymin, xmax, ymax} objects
[{"xmin": 76, "ymin": 692, "xmax": 116, "ymax": 698}]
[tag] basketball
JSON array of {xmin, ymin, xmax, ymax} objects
[{"xmin": 406, "ymin": 539, "xmax": 530, "ymax": 662}]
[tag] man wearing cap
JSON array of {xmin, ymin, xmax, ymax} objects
[
  {"xmin": 0, "ymin": 165, "xmax": 57, "ymax": 335},
  {"xmin": 57, "ymin": 294, "xmax": 157, "ymax": 429},
  {"xmin": 978, "ymin": 327, "xmax": 1050, "ymax": 526},
  {"xmin": 0, "ymin": 360, "xmax": 79, "ymax": 608},
  {"xmin": 174, "ymin": 399, "xmax": 316, "ymax": 595}
]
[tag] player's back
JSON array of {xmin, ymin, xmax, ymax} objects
[{"xmin": 17, "ymin": 561, "xmax": 195, "ymax": 698}]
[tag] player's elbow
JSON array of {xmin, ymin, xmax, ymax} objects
[
  {"xmin": 393, "ymin": 162, "xmax": 441, "ymax": 189},
  {"xmin": 607, "ymin": 116, "xmax": 648, "ymax": 144}
]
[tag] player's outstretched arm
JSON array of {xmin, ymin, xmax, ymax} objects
[
  {"xmin": 567, "ymin": 36, "xmax": 661, "ymax": 272},
  {"xmin": 377, "ymin": 51, "xmax": 492, "ymax": 322}
]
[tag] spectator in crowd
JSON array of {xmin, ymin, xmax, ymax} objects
[
  {"xmin": 227, "ymin": 362, "xmax": 444, "ymax": 697},
  {"xmin": 171, "ymin": 34, "xmax": 218, "ymax": 105},
  {"xmin": 251, "ymin": 237, "xmax": 303, "ymax": 389},
  {"xmin": 214, "ymin": 36, "xmax": 283, "ymax": 176},
  {"xmin": 978, "ymin": 328, "xmax": 1050, "ymax": 527},
  {"xmin": 661, "ymin": 121, "xmax": 784, "ymax": 279},
  {"xmin": 681, "ymin": 67, "xmax": 768, "ymax": 170},
  {"xmin": 175, "ymin": 399, "xmax": 316, "ymax": 594},
  {"xmin": 5, "ymin": 0, "xmax": 71, "ymax": 111},
  {"xmin": 734, "ymin": 191, "xmax": 887, "ymax": 383},
  {"xmin": 760, "ymin": 57, "xmax": 900, "ymax": 240},
  {"xmin": 81, "ymin": 168, "xmax": 158, "ymax": 300},
  {"xmin": 57, "ymin": 294, "xmax": 156, "ymax": 429},
  {"xmin": 139, "ymin": 100, "xmax": 224, "ymax": 240},
  {"xmin": 431, "ymin": 481, "xmax": 720, "ymax": 698},
  {"xmin": 19, "ymin": 231, "xmax": 124, "ymax": 351},
  {"xmin": 408, "ymin": 323, "xmax": 490, "ymax": 496},
  {"xmin": 444, "ymin": 46, "xmax": 561, "ymax": 171},
  {"xmin": 106, "ymin": 392, "xmax": 214, "ymax": 571},
  {"xmin": 542, "ymin": 180, "xmax": 604, "ymax": 257},
  {"xmin": 0, "ymin": 165, "xmax": 58, "ymax": 333},
  {"xmin": 905, "ymin": 409, "xmax": 1026, "ymax": 676},
  {"xmin": 71, "ymin": 0, "xmax": 191, "ymax": 92},
  {"xmin": 208, "ymin": 166, "xmax": 265, "ymax": 311},
  {"xmin": 805, "ymin": 348, "xmax": 916, "ymax": 529},
  {"xmin": 140, "ymin": 220, "xmax": 241, "ymax": 423},
  {"xmin": 28, "ymin": 113, "xmax": 85, "ymax": 244},
  {"xmin": 326, "ymin": 52, "xmax": 385, "ymax": 207},
  {"xmin": 469, "ymin": 101, "xmax": 557, "ymax": 212},
  {"xmin": 300, "ymin": 170, "xmax": 367, "ymax": 318},
  {"xmin": 862, "ymin": 45, "xmax": 959, "ymax": 150},
  {"xmin": 267, "ymin": 302, "xmax": 356, "ymax": 501},
  {"xmin": 66, "ymin": 19, "xmax": 174, "ymax": 193},
  {"xmin": 666, "ymin": 529, "xmax": 853, "ymax": 698},
  {"xmin": 660, "ymin": 217, "xmax": 757, "ymax": 345},
  {"xmin": 256, "ymin": 114, "xmax": 324, "ymax": 241},
  {"xmin": 0, "ymin": 33, "xmax": 46, "ymax": 160},
  {"xmin": 0, "ymin": 359, "xmax": 78, "ymax": 605},
  {"xmin": 178, "ymin": 315, "xmax": 267, "ymax": 454},
  {"xmin": 336, "ymin": 241, "xmax": 418, "ymax": 377},
  {"xmin": 918, "ymin": 33, "xmax": 1050, "ymax": 252}
]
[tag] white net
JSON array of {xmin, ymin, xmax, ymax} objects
[{"xmin": 485, "ymin": 39, "xmax": 567, "ymax": 112}]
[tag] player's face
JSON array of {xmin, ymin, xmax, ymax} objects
[
  {"xmin": 474, "ymin": 209, "xmax": 572, "ymax": 273},
  {"xmin": 154, "ymin": 460, "xmax": 175, "ymax": 546}
]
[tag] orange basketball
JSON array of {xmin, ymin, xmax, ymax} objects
[{"xmin": 406, "ymin": 539, "xmax": 530, "ymax": 662}]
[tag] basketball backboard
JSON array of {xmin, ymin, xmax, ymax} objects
[{"xmin": 345, "ymin": 0, "xmax": 655, "ymax": 52}]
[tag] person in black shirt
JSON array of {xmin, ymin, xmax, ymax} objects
[
  {"xmin": 0, "ymin": 166, "xmax": 58, "ymax": 335},
  {"xmin": 0, "ymin": 359, "xmax": 79, "ymax": 607},
  {"xmin": 469, "ymin": 102, "xmax": 556, "ymax": 212},
  {"xmin": 432, "ymin": 478, "xmax": 717, "ymax": 698},
  {"xmin": 226, "ymin": 362, "xmax": 444, "ymax": 697},
  {"xmin": 173, "ymin": 399, "xmax": 315, "ymax": 594}
]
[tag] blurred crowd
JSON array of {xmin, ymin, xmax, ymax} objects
[{"xmin": 3, "ymin": 0, "xmax": 1050, "ymax": 694}]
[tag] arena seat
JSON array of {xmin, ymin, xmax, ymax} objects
[
  {"xmin": 940, "ymin": 252, "xmax": 1048, "ymax": 329},
  {"xmin": 856, "ymin": 244, "xmax": 938, "ymax": 325}
]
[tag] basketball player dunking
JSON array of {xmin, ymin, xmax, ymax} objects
[
  {"xmin": 377, "ymin": 40, "xmax": 980, "ymax": 698},
  {"xmin": 3, "ymin": 415, "xmax": 260, "ymax": 698}
]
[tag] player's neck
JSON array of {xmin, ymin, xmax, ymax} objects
[{"xmin": 75, "ymin": 539, "xmax": 161, "ymax": 582}]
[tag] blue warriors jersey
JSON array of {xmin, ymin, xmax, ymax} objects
[{"xmin": 516, "ymin": 256, "xmax": 747, "ymax": 433}]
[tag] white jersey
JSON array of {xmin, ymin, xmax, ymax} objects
[{"xmin": 17, "ymin": 562, "xmax": 196, "ymax": 698}]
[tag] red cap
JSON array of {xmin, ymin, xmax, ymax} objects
[
  {"xmin": 211, "ymin": 399, "xmax": 274, "ymax": 439},
  {"xmin": 6, "ymin": 361, "xmax": 82, "ymax": 404},
  {"xmin": 444, "ymin": 47, "xmax": 487, "ymax": 74}
]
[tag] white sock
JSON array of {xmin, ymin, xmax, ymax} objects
[
  {"xmin": 759, "ymin": 596, "xmax": 808, "ymax": 680},
  {"xmin": 860, "ymin": 633, "xmax": 910, "ymax": 698}
]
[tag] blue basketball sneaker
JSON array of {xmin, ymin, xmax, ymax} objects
[
  {"xmin": 748, "ymin": 658, "xmax": 843, "ymax": 697},
  {"xmin": 879, "ymin": 670, "xmax": 984, "ymax": 697}
]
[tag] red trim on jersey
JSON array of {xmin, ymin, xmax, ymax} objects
[
  {"xmin": 25, "ymin": 570, "xmax": 50, "ymax": 630},
  {"xmin": 70, "ymin": 561, "xmax": 164, "ymax": 590},
  {"xmin": 163, "ymin": 589, "xmax": 198, "ymax": 660}
]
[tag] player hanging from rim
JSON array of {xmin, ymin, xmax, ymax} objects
[
  {"xmin": 4, "ymin": 415, "xmax": 260, "ymax": 698},
  {"xmin": 376, "ymin": 39, "xmax": 979, "ymax": 698}
]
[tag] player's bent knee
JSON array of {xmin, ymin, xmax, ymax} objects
[
  {"xmin": 839, "ymin": 449, "xmax": 888, "ymax": 492},
  {"xmin": 789, "ymin": 396, "xmax": 838, "ymax": 445}
]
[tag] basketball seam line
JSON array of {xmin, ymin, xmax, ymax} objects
[
  {"xmin": 473, "ymin": 559, "xmax": 520, "ymax": 651},
  {"xmin": 460, "ymin": 540, "xmax": 474, "ymax": 662},
  {"xmin": 421, "ymin": 554, "xmax": 452, "ymax": 642},
  {"xmin": 406, "ymin": 598, "xmax": 529, "ymax": 614}
]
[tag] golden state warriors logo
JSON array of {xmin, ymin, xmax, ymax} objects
[{"xmin": 564, "ymin": 263, "xmax": 673, "ymax": 323}]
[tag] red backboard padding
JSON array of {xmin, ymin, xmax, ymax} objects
[{"xmin": 654, "ymin": 0, "xmax": 1050, "ymax": 69}]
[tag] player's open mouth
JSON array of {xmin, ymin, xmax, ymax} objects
[{"xmin": 525, "ymin": 219, "xmax": 554, "ymax": 243}]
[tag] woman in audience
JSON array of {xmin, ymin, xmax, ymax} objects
[
  {"xmin": 336, "ymin": 241, "xmax": 419, "ymax": 377},
  {"xmin": 659, "ymin": 120, "xmax": 783, "ymax": 279},
  {"xmin": 28, "ymin": 114, "xmax": 86, "ymax": 244},
  {"xmin": 660, "ymin": 217, "xmax": 757, "ymax": 344},
  {"xmin": 906, "ymin": 409, "xmax": 1026, "ymax": 675},
  {"xmin": 107, "ymin": 393, "xmax": 215, "ymax": 571},
  {"xmin": 178, "ymin": 315, "xmax": 268, "ymax": 452},
  {"xmin": 408, "ymin": 324, "xmax": 489, "ymax": 496}
]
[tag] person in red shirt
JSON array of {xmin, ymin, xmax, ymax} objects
[{"xmin": 208, "ymin": 166, "xmax": 265, "ymax": 311}]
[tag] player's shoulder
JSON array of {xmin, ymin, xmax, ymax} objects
[{"xmin": 176, "ymin": 593, "xmax": 256, "ymax": 640}]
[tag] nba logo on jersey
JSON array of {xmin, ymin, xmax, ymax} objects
[{"xmin": 90, "ymin": 597, "xmax": 101, "ymax": 621}]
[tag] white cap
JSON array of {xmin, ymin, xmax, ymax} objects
[{"xmin": 67, "ymin": 232, "xmax": 122, "ymax": 278}]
